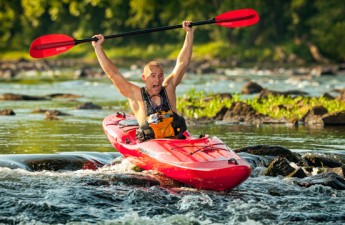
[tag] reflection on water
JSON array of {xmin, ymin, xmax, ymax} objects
[
  {"xmin": 189, "ymin": 124, "xmax": 345, "ymax": 153},
  {"xmin": 1, "ymin": 116, "xmax": 344, "ymax": 154}
]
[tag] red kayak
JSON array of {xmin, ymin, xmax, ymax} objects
[{"xmin": 103, "ymin": 113, "xmax": 251, "ymax": 190}]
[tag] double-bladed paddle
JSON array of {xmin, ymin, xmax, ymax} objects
[{"xmin": 29, "ymin": 8, "xmax": 259, "ymax": 58}]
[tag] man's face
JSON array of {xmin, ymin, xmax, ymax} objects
[{"xmin": 142, "ymin": 65, "xmax": 164, "ymax": 96}]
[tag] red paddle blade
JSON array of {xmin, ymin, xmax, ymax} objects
[
  {"xmin": 29, "ymin": 34, "xmax": 76, "ymax": 58},
  {"xmin": 215, "ymin": 8, "xmax": 259, "ymax": 28}
]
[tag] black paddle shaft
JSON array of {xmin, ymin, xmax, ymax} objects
[
  {"xmin": 74, "ymin": 14, "xmax": 255, "ymax": 45},
  {"xmin": 75, "ymin": 18, "xmax": 216, "ymax": 45}
]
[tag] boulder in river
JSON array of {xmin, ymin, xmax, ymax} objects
[
  {"xmin": 264, "ymin": 156, "xmax": 306, "ymax": 178},
  {"xmin": 46, "ymin": 93, "xmax": 81, "ymax": 99},
  {"xmin": 33, "ymin": 109, "xmax": 71, "ymax": 116},
  {"xmin": 336, "ymin": 89, "xmax": 345, "ymax": 102},
  {"xmin": 241, "ymin": 81, "xmax": 264, "ymax": 94},
  {"xmin": 237, "ymin": 145, "xmax": 345, "ymax": 189},
  {"xmin": 303, "ymin": 154, "xmax": 343, "ymax": 168},
  {"xmin": 258, "ymin": 89, "xmax": 308, "ymax": 99},
  {"xmin": 218, "ymin": 102, "xmax": 266, "ymax": 123},
  {"xmin": 302, "ymin": 106, "xmax": 345, "ymax": 126},
  {"xmin": 302, "ymin": 106, "xmax": 328, "ymax": 125},
  {"xmin": 203, "ymin": 93, "xmax": 232, "ymax": 103},
  {"xmin": 295, "ymin": 172, "xmax": 345, "ymax": 190},
  {"xmin": 75, "ymin": 102, "xmax": 102, "ymax": 110},
  {"xmin": 234, "ymin": 145, "xmax": 301, "ymax": 164},
  {"xmin": 322, "ymin": 111, "xmax": 345, "ymax": 125},
  {"xmin": 0, "ymin": 93, "xmax": 49, "ymax": 101},
  {"xmin": 0, "ymin": 109, "xmax": 15, "ymax": 116}
]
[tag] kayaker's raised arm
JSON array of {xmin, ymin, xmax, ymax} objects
[
  {"xmin": 92, "ymin": 24, "xmax": 191, "ymax": 142},
  {"xmin": 92, "ymin": 34, "xmax": 139, "ymax": 99},
  {"xmin": 164, "ymin": 21, "xmax": 194, "ymax": 88}
]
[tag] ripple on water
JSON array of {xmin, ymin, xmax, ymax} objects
[{"xmin": 1, "ymin": 164, "xmax": 345, "ymax": 224}]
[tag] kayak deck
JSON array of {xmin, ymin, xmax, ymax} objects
[{"xmin": 103, "ymin": 113, "xmax": 251, "ymax": 190}]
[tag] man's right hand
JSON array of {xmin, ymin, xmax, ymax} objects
[{"xmin": 92, "ymin": 34, "xmax": 105, "ymax": 48}]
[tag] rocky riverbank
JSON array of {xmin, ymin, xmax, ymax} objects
[
  {"xmin": 1, "ymin": 84, "xmax": 345, "ymax": 125},
  {"xmin": 1, "ymin": 58, "xmax": 345, "ymax": 80},
  {"xmin": 1, "ymin": 58, "xmax": 345, "ymax": 124},
  {"xmin": 211, "ymin": 89, "xmax": 345, "ymax": 126},
  {"xmin": 235, "ymin": 145, "xmax": 345, "ymax": 190}
]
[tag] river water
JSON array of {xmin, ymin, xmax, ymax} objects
[{"xmin": 1, "ymin": 68, "xmax": 345, "ymax": 224}]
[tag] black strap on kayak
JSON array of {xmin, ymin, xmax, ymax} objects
[
  {"xmin": 189, "ymin": 143, "xmax": 228, "ymax": 155},
  {"xmin": 116, "ymin": 112, "xmax": 126, "ymax": 118},
  {"xmin": 228, "ymin": 158, "xmax": 238, "ymax": 165}
]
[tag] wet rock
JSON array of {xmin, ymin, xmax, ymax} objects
[
  {"xmin": 303, "ymin": 154, "xmax": 343, "ymax": 168},
  {"xmin": 261, "ymin": 117, "xmax": 291, "ymax": 125},
  {"xmin": 324, "ymin": 167, "xmax": 345, "ymax": 178},
  {"xmin": 0, "ymin": 93, "xmax": 49, "ymax": 101},
  {"xmin": 24, "ymin": 156, "xmax": 88, "ymax": 171},
  {"xmin": 188, "ymin": 60, "xmax": 217, "ymax": 74},
  {"xmin": 0, "ymin": 109, "xmax": 15, "ymax": 116},
  {"xmin": 310, "ymin": 65, "xmax": 337, "ymax": 76},
  {"xmin": 263, "ymin": 156, "xmax": 306, "ymax": 178},
  {"xmin": 241, "ymin": 81, "xmax": 264, "ymax": 94},
  {"xmin": 45, "ymin": 114, "xmax": 59, "ymax": 120},
  {"xmin": 220, "ymin": 102, "xmax": 265, "ymax": 123},
  {"xmin": 234, "ymin": 145, "xmax": 301, "ymax": 164},
  {"xmin": 302, "ymin": 106, "xmax": 328, "ymax": 125},
  {"xmin": 32, "ymin": 109, "xmax": 70, "ymax": 120},
  {"xmin": 74, "ymin": 67, "xmax": 105, "ymax": 78},
  {"xmin": 143, "ymin": 170, "xmax": 185, "ymax": 188},
  {"xmin": 336, "ymin": 89, "xmax": 345, "ymax": 102},
  {"xmin": 32, "ymin": 109, "xmax": 49, "ymax": 113},
  {"xmin": 213, "ymin": 106, "xmax": 229, "ymax": 120},
  {"xmin": 322, "ymin": 111, "xmax": 345, "ymax": 125},
  {"xmin": 85, "ymin": 179, "xmax": 112, "ymax": 186},
  {"xmin": 109, "ymin": 174, "xmax": 160, "ymax": 187},
  {"xmin": 196, "ymin": 62, "xmax": 216, "ymax": 74},
  {"xmin": 258, "ymin": 89, "xmax": 308, "ymax": 99},
  {"xmin": 322, "ymin": 92, "xmax": 334, "ymax": 100},
  {"xmin": 203, "ymin": 93, "xmax": 232, "ymax": 103},
  {"xmin": 46, "ymin": 93, "xmax": 81, "ymax": 99},
  {"xmin": 265, "ymin": 157, "xmax": 301, "ymax": 177},
  {"xmin": 309, "ymin": 106, "xmax": 328, "ymax": 116},
  {"xmin": 287, "ymin": 167, "xmax": 307, "ymax": 178},
  {"xmin": 0, "ymin": 69, "xmax": 15, "ymax": 79},
  {"xmin": 75, "ymin": 102, "xmax": 102, "ymax": 110},
  {"xmin": 237, "ymin": 152, "xmax": 272, "ymax": 168},
  {"xmin": 296, "ymin": 172, "xmax": 345, "ymax": 190},
  {"xmin": 74, "ymin": 67, "xmax": 90, "ymax": 78},
  {"xmin": 33, "ymin": 109, "xmax": 71, "ymax": 116},
  {"xmin": 45, "ymin": 110, "xmax": 71, "ymax": 120},
  {"xmin": 302, "ymin": 106, "xmax": 345, "ymax": 126}
]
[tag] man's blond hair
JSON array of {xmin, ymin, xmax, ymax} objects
[{"xmin": 143, "ymin": 61, "xmax": 163, "ymax": 77}]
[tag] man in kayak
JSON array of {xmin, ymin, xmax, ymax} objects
[{"xmin": 92, "ymin": 21, "xmax": 193, "ymax": 142}]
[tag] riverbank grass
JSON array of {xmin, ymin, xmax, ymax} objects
[{"xmin": 177, "ymin": 89, "xmax": 345, "ymax": 120}]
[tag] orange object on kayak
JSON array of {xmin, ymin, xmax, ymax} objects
[{"xmin": 103, "ymin": 113, "xmax": 251, "ymax": 190}]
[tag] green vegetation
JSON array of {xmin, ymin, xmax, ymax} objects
[
  {"xmin": 1, "ymin": 0, "xmax": 345, "ymax": 64},
  {"xmin": 177, "ymin": 89, "xmax": 345, "ymax": 120}
]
